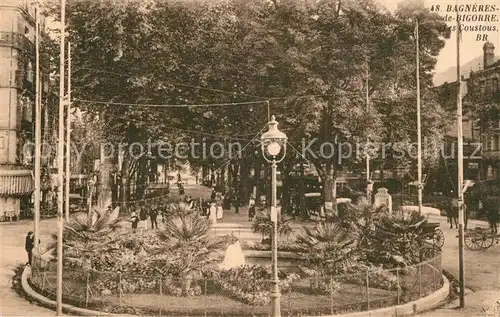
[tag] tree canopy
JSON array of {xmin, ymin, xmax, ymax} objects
[{"xmin": 46, "ymin": 0, "xmax": 451, "ymax": 206}]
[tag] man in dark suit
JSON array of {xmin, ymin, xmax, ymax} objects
[{"xmin": 25, "ymin": 231, "xmax": 40, "ymax": 266}]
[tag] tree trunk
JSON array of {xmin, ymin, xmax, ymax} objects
[
  {"xmin": 222, "ymin": 164, "xmax": 230, "ymax": 196},
  {"xmin": 239, "ymin": 159, "xmax": 251, "ymax": 204},
  {"xmin": 150, "ymin": 161, "xmax": 158, "ymax": 183},
  {"xmin": 119, "ymin": 153, "xmax": 130, "ymax": 213},
  {"xmin": 281, "ymin": 174, "xmax": 290, "ymax": 215},
  {"xmin": 318, "ymin": 105, "xmax": 336, "ymax": 217},
  {"xmin": 202, "ymin": 165, "xmax": 208, "ymax": 185},
  {"xmin": 232, "ymin": 162, "xmax": 240, "ymax": 195},
  {"xmin": 97, "ymin": 144, "xmax": 113, "ymax": 210},
  {"xmin": 254, "ymin": 159, "xmax": 262, "ymax": 205},
  {"xmin": 321, "ymin": 163, "xmax": 336, "ymax": 217},
  {"xmin": 135, "ymin": 158, "xmax": 148, "ymax": 200},
  {"xmin": 299, "ymin": 164, "xmax": 306, "ymax": 218},
  {"xmin": 210, "ymin": 164, "xmax": 216, "ymax": 187},
  {"xmin": 228, "ymin": 163, "xmax": 233, "ymax": 196}
]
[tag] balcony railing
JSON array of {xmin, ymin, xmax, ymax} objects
[{"xmin": 0, "ymin": 31, "xmax": 34, "ymax": 53}]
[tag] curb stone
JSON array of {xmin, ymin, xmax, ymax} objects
[
  {"xmin": 21, "ymin": 266, "xmax": 133, "ymax": 316},
  {"xmin": 316, "ymin": 274, "xmax": 450, "ymax": 317},
  {"xmin": 22, "ymin": 265, "xmax": 450, "ymax": 317}
]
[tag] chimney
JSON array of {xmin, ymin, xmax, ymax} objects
[{"xmin": 483, "ymin": 42, "xmax": 495, "ymax": 68}]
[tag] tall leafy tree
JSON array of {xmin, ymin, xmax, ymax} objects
[{"xmin": 47, "ymin": 0, "xmax": 452, "ymax": 212}]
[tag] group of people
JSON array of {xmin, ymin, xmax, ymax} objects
[
  {"xmin": 202, "ymin": 190, "xmax": 259, "ymax": 223},
  {"xmin": 203, "ymin": 200, "xmax": 224, "ymax": 224},
  {"xmin": 128, "ymin": 196, "xmax": 198, "ymax": 232},
  {"xmin": 127, "ymin": 185, "xmax": 263, "ymax": 232},
  {"xmin": 129, "ymin": 202, "xmax": 168, "ymax": 232}
]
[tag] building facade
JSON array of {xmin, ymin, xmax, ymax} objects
[
  {"xmin": 0, "ymin": 0, "xmax": 52, "ymax": 220},
  {"xmin": 466, "ymin": 42, "xmax": 500, "ymax": 181}
]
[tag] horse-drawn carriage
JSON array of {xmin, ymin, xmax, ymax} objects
[
  {"xmin": 464, "ymin": 227, "xmax": 500, "ymax": 251},
  {"xmin": 421, "ymin": 221, "xmax": 445, "ymax": 248}
]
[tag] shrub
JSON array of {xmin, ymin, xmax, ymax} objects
[
  {"xmin": 214, "ymin": 265, "xmax": 299, "ymax": 305},
  {"xmin": 365, "ymin": 210, "xmax": 428, "ymax": 268},
  {"xmin": 244, "ymin": 241, "xmax": 301, "ymax": 252},
  {"xmin": 252, "ymin": 210, "xmax": 293, "ymax": 243},
  {"xmin": 306, "ymin": 277, "xmax": 341, "ymax": 295},
  {"xmin": 341, "ymin": 266, "xmax": 401, "ymax": 292},
  {"xmin": 295, "ymin": 222, "xmax": 359, "ymax": 277}
]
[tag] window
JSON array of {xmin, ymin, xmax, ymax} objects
[
  {"xmin": 26, "ymin": 61, "xmax": 33, "ymax": 83},
  {"xmin": 493, "ymin": 78, "xmax": 499, "ymax": 92},
  {"xmin": 485, "ymin": 79, "xmax": 491, "ymax": 93},
  {"xmin": 480, "ymin": 80, "xmax": 485, "ymax": 94},
  {"xmin": 484, "ymin": 136, "xmax": 491, "ymax": 151}
]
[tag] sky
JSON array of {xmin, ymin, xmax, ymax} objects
[{"xmin": 379, "ymin": 0, "xmax": 500, "ymax": 74}]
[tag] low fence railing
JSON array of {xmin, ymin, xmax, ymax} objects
[{"xmin": 30, "ymin": 254, "xmax": 442, "ymax": 316}]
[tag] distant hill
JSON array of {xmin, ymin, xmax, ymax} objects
[{"xmin": 433, "ymin": 55, "xmax": 500, "ymax": 86}]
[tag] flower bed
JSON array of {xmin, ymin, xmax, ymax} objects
[
  {"xmin": 29, "ymin": 205, "xmax": 444, "ymax": 316},
  {"xmin": 210, "ymin": 265, "xmax": 300, "ymax": 305},
  {"xmin": 30, "ymin": 254, "xmax": 442, "ymax": 316}
]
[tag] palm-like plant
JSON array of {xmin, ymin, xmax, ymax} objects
[
  {"xmin": 251, "ymin": 209, "xmax": 293, "ymax": 243},
  {"xmin": 159, "ymin": 213, "xmax": 211, "ymax": 245},
  {"xmin": 338, "ymin": 198, "xmax": 388, "ymax": 249},
  {"xmin": 295, "ymin": 222, "xmax": 359, "ymax": 277},
  {"xmin": 163, "ymin": 202, "xmax": 195, "ymax": 219},
  {"xmin": 153, "ymin": 212, "xmax": 226, "ymax": 295},
  {"xmin": 368, "ymin": 209, "xmax": 427, "ymax": 267},
  {"xmin": 50, "ymin": 207, "xmax": 122, "ymax": 268}
]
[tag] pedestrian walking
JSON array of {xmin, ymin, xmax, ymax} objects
[
  {"xmin": 233, "ymin": 196, "xmax": 239, "ymax": 214},
  {"xmin": 46, "ymin": 187, "xmax": 54, "ymax": 208},
  {"xmin": 216, "ymin": 201, "xmax": 224, "ymax": 221},
  {"xmin": 25, "ymin": 231, "xmax": 39, "ymax": 266},
  {"xmin": 209, "ymin": 202, "xmax": 217, "ymax": 224},
  {"xmin": 158, "ymin": 203, "xmax": 166, "ymax": 223},
  {"xmin": 130, "ymin": 211, "xmax": 139, "ymax": 233},
  {"xmin": 248, "ymin": 196, "xmax": 255, "ymax": 208},
  {"xmin": 150, "ymin": 206, "xmax": 158, "ymax": 229},
  {"xmin": 139, "ymin": 206, "xmax": 148, "ymax": 230},
  {"xmin": 248, "ymin": 205, "xmax": 256, "ymax": 221}
]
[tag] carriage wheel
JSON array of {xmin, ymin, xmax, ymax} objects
[
  {"xmin": 433, "ymin": 229, "xmax": 445, "ymax": 248},
  {"xmin": 478, "ymin": 232, "xmax": 494, "ymax": 249},
  {"xmin": 464, "ymin": 233, "xmax": 482, "ymax": 251}
]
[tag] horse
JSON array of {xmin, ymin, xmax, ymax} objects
[
  {"xmin": 479, "ymin": 199, "xmax": 499, "ymax": 235},
  {"xmin": 443, "ymin": 200, "xmax": 468, "ymax": 230}
]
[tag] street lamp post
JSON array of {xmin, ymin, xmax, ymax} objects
[{"xmin": 261, "ymin": 115, "xmax": 287, "ymax": 317}]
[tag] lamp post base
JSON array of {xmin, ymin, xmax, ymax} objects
[{"xmin": 269, "ymin": 287, "xmax": 281, "ymax": 317}]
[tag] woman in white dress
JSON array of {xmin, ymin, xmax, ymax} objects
[
  {"xmin": 209, "ymin": 202, "xmax": 217, "ymax": 224},
  {"xmin": 216, "ymin": 201, "xmax": 224, "ymax": 221}
]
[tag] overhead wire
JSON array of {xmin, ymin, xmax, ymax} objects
[
  {"xmin": 71, "ymin": 66, "xmax": 367, "ymax": 102},
  {"xmin": 72, "ymin": 66, "xmax": 267, "ymax": 100},
  {"xmin": 75, "ymin": 98, "xmax": 269, "ymax": 108},
  {"xmin": 82, "ymin": 109, "xmax": 255, "ymax": 141}
]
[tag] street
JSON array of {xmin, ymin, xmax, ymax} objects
[
  {"xmin": 417, "ymin": 216, "xmax": 500, "ymax": 317},
  {"xmin": 0, "ymin": 219, "xmax": 63, "ymax": 316}
]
